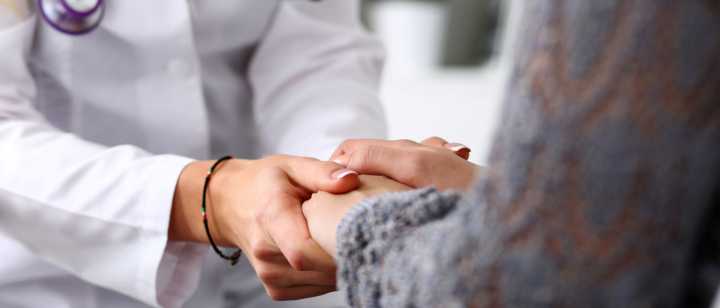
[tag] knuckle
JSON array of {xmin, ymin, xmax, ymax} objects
[
  {"xmin": 334, "ymin": 139, "xmax": 369, "ymax": 159},
  {"xmin": 250, "ymin": 242, "xmax": 274, "ymax": 260},
  {"xmin": 267, "ymin": 288, "xmax": 289, "ymax": 301},
  {"xmin": 285, "ymin": 249, "xmax": 307, "ymax": 271},
  {"xmin": 257, "ymin": 268, "xmax": 281, "ymax": 284},
  {"xmin": 338, "ymin": 139, "xmax": 359, "ymax": 150},
  {"xmin": 422, "ymin": 136, "xmax": 446, "ymax": 145},
  {"xmin": 394, "ymin": 139, "xmax": 416, "ymax": 146},
  {"xmin": 346, "ymin": 146, "xmax": 373, "ymax": 170},
  {"xmin": 249, "ymin": 234, "xmax": 279, "ymax": 260}
]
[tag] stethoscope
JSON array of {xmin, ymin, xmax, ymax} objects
[
  {"xmin": 38, "ymin": 0, "xmax": 104, "ymax": 35},
  {"xmin": 38, "ymin": 0, "xmax": 322, "ymax": 36}
]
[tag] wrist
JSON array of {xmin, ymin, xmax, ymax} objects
[
  {"xmin": 205, "ymin": 158, "xmax": 251, "ymax": 247},
  {"xmin": 169, "ymin": 159, "xmax": 252, "ymax": 247},
  {"xmin": 170, "ymin": 160, "xmax": 213, "ymax": 243}
]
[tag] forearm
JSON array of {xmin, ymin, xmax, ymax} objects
[{"xmin": 169, "ymin": 160, "xmax": 212, "ymax": 244}]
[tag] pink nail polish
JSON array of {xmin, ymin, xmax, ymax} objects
[{"xmin": 332, "ymin": 168, "xmax": 358, "ymax": 180}]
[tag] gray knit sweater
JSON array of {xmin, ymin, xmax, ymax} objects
[{"xmin": 335, "ymin": 1, "xmax": 720, "ymax": 307}]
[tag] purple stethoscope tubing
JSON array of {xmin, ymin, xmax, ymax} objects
[{"xmin": 37, "ymin": 0, "xmax": 105, "ymax": 35}]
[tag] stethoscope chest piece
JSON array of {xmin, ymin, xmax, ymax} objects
[{"xmin": 38, "ymin": 0, "xmax": 104, "ymax": 35}]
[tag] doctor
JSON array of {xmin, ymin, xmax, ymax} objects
[{"xmin": 0, "ymin": 1, "xmax": 386, "ymax": 307}]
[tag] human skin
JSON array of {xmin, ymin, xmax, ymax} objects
[
  {"xmin": 166, "ymin": 137, "xmax": 470, "ymax": 300},
  {"xmin": 331, "ymin": 138, "xmax": 479, "ymax": 190},
  {"xmin": 304, "ymin": 175, "xmax": 413, "ymax": 256},
  {"xmin": 168, "ymin": 155, "xmax": 360, "ymax": 300},
  {"xmin": 304, "ymin": 139, "xmax": 479, "ymax": 256}
]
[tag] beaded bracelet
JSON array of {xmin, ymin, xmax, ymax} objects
[{"xmin": 202, "ymin": 155, "xmax": 243, "ymax": 266}]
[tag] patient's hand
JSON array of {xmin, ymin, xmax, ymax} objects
[
  {"xmin": 330, "ymin": 137, "xmax": 479, "ymax": 190},
  {"xmin": 303, "ymin": 175, "xmax": 412, "ymax": 256}
]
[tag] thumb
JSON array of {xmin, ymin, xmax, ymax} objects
[{"xmin": 281, "ymin": 157, "xmax": 360, "ymax": 194}]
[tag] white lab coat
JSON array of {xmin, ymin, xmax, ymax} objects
[{"xmin": 0, "ymin": 1, "xmax": 386, "ymax": 307}]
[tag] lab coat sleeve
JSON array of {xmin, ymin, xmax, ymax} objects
[
  {"xmin": 249, "ymin": 0, "xmax": 387, "ymax": 159},
  {"xmin": 0, "ymin": 16, "xmax": 205, "ymax": 308}
]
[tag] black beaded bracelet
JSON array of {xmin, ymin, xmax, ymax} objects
[{"xmin": 202, "ymin": 155, "xmax": 243, "ymax": 266}]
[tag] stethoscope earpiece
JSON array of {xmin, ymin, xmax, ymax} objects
[{"xmin": 38, "ymin": 0, "xmax": 104, "ymax": 35}]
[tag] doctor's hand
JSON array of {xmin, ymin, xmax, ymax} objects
[
  {"xmin": 169, "ymin": 155, "xmax": 360, "ymax": 300},
  {"xmin": 330, "ymin": 137, "xmax": 479, "ymax": 190},
  {"xmin": 303, "ymin": 175, "xmax": 412, "ymax": 257}
]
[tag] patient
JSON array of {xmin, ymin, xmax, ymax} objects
[{"xmin": 302, "ymin": 0, "xmax": 720, "ymax": 307}]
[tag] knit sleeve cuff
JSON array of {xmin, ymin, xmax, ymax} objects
[{"xmin": 335, "ymin": 187, "xmax": 462, "ymax": 306}]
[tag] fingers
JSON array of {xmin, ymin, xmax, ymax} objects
[
  {"xmin": 252, "ymin": 156, "xmax": 351, "ymax": 273},
  {"xmin": 330, "ymin": 139, "xmax": 410, "ymax": 175},
  {"xmin": 267, "ymin": 285, "xmax": 337, "ymax": 301},
  {"xmin": 257, "ymin": 262, "xmax": 337, "ymax": 288},
  {"xmin": 421, "ymin": 136, "xmax": 449, "ymax": 148},
  {"xmin": 280, "ymin": 156, "xmax": 360, "ymax": 194},
  {"xmin": 330, "ymin": 139, "xmax": 427, "ymax": 187},
  {"xmin": 261, "ymin": 192, "xmax": 336, "ymax": 272},
  {"xmin": 422, "ymin": 136, "xmax": 471, "ymax": 160},
  {"xmin": 252, "ymin": 254, "xmax": 337, "ymax": 301},
  {"xmin": 333, "ymin": 138, "xmax": 469, "ymax": 168},
  {"xmin": 330, "ymin": 139, "xmax": 402, "ymax": 164}
]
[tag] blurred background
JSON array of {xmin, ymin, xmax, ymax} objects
[{"xmin": 363, "ymin": 0, "xmax": 522, "ymax": 165}]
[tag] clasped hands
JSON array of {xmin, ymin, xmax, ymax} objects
[{"xmin": 170, "ymin": 137, "xmax": 477, "ymax": 300}]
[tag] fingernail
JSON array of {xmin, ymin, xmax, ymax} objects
[
  {"xmin": 446, "ymin": 142, "xmax": 471, "ymax": 153},
  {"xmin": 332, "ymin": 168, "xmax": 358, "ymax": 180}
]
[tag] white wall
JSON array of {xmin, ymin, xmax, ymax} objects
[{"xmin": 369, "ymin": 0, "xmax": 523, "ymax": 164}]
